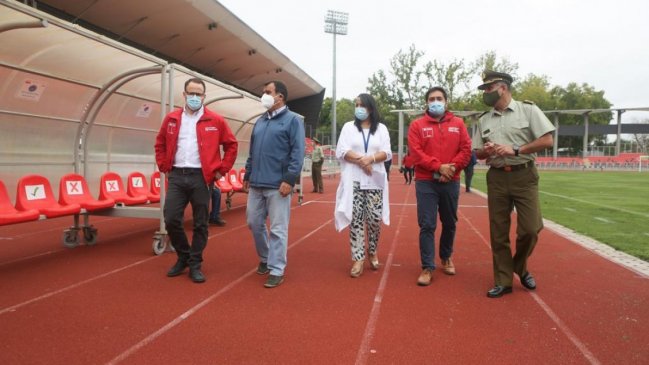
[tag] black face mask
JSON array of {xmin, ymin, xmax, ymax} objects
[{"xmin": 482, "ymin": 89, "xmax": 501, "ymax": 107}]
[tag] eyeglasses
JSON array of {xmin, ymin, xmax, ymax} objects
[{"xmin": 185, "ymin": 92, "xmax": 204, "ymax": 97}]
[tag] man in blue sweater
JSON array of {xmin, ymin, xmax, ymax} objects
[{"xmin": 243, "ymin": 80, "xmax": 305, "ymax": 288}]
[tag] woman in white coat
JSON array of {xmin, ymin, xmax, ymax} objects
[{"xmin": 335, "ymin": 93, "xmax": 391, "ymax": 277}]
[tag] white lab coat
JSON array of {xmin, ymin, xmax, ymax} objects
[{"xmin": 334, "ymin": 121, "xmax": 392, "ymax": 231}]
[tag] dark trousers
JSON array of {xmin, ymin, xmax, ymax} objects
[
  {"xmin": 486, "ymin": 166, "xmax": 543, "ymax": 286},
  {"xmin": 311, "ymin": 160, "xmax": 323, "ymax": 192},
  {"xmin": 415, "ymin": 180, "xmax": 460, "ymax": 270},
  {"xmin": 164, "ymin": 169, "xmax": 210, "ymax": 269},
  {"xmin": 403, "ymin": 167, "xmax": 413, "ymax": 184},
  {"xmin": 210, "ymin": 186, "xmax": 221, "ymax": 220},
  {"xmin": 464, "ymin": 164, "xmax": 474, "ymax": 190},
  {"xmin": 384, "ymin": 160, "xmax": 392, "ymax": 181}
]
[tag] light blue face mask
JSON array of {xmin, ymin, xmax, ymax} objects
[
  {"xmin": 355, "ymin": 107, "xmax": 369, "ymax": 121},
  {"xmin": 427, "ymin": 101, "xmax": 445, "ymax": 117},
  {"xmin": 186, "ymin": 95, "xmax": 203, "ymax": 111}
]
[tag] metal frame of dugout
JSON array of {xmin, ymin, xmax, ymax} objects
[{"xmin": 0, "ymin": 1, "xmax": 266, "ymax": 254}]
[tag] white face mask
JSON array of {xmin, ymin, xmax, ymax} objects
[{"xmin": 261, "ymin": 93, "xmax": 276, "ymax": 110}]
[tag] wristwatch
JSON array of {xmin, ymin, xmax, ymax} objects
[{"xmin": 512, "ymin": 144, "xmax": 520, "ymax": 156}]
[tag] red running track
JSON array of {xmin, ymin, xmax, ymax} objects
[{"xmin": 0, "ymin": 172, "xmax": 647, "ymax": 364}]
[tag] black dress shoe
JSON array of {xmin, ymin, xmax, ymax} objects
[
  {"xmin": 208, "ymin": 217, "xmax": 226, "ymax": 226},
  {"xmin": 189, "ymin": 268, "xmax": 206, "ymax": 283},
  {"xmin": 520, "ymin": 272, "xmax": 537, "ymax": 290},
  {"xmin": 487, "ymin": 285, "xmax": 513, "ymax": 298},
  {"xmin": 167, "ymin": 260, "xmax": 188, "ymax": 277}
]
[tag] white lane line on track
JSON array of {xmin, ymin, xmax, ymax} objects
[
  {"xmin": 106, "ymin": 218, "xmax": 334, "ymax": 365},
  {"xmin": 458, "ymin": 210, "xmax": 602, "ymax": 365},
  {"xmin": 354, "ymin": 187, "xmax": 412, "ymax": 365},
  {"xmin": 0, "ymin": 256, "xmax": 157, "ymax": 316}
]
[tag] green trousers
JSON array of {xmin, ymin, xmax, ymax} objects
[{"xmin": 486, "ymin": 166, "xmax": 544, "ymax": 286}]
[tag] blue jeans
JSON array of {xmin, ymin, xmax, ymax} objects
[
  {"xmin": 246, "ymin": 187, "xmax": 292, "ymax": 276},
  {"xmin": 210, "ymin": 186, "xmax": 221, "ymax": 220},
  {"xmin": 415, "ymin": 180, "xmax": 460, "ymax": 270}
]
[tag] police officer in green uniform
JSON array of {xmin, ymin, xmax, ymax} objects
[
  {"xmin": 472, "ymin": 71, "xmax": 555, "ymax": 298},
  {"xmin": 311, "ymin": 138, "xmax": 324, "ymax": 193}
]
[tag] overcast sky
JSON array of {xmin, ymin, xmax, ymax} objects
[{"xmin": 219, "ymin": 0, "xmax": 649, "ymax": 121}]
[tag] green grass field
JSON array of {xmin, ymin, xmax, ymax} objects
[{"xmin": 469, "ymin": 169, "xmax": 649, "ymax": 261}]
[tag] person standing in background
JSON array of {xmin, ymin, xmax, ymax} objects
[{"xmin": 311, "ymin": 138, "xmax": 324, "ymax": 193}]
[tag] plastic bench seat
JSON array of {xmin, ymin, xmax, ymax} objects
[
  {"xmin": 215, "ymin": 175, "xmax": 233, "ymax": 193},
  {"xmin": 16, "ymin": 175, "xmax": 81, "ymax": 218},
  {"xmin": 0, "ymin": 180, "xmax": 40, "ymax": 225},
  {"xmin": 99, "ymin": 172, "xmax": 148, "ymax": 205},
  {"xmin": 228, "ymin": 169, "xmax": 243, "ymax": 192},
  {"xmin": 127, "ymin": 172, "xmax": 159, "ymax": 203},
  {"xmin": 58, "ymin": 173, "xmax": 115, "ymax": 212}
]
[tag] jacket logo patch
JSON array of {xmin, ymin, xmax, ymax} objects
[
  {"xmin": 422, "ymin": 127, "xmax": 434, "ymax": 138},
  {"xmin": 167, "ymin": 122, "xmax": 177, "ymax": 134},
  {"xmin": 448, "ymin": 127, "xmax": 460, "ymax": 133},
  {"xmin": 205, "ymin": 126, "xmax": 219, "ymax": 132}
]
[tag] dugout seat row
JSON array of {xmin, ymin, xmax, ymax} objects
[
  {"xmin": 0, "ymin": 171, "xmax": 163, "ymax": 226},
  {"xmin": 215, "ymin": 168, "xmax": 246, "ymax": 209}
]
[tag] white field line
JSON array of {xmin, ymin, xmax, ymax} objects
[
  {"xmin": 593, "ymin": 217, "xmax": 614, "ymax": 224},
  {"xmin": 539, "ymin": 190, "xmax": 649, "ymax": 218}
]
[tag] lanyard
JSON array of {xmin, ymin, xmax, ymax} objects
[{"xmin": 361, "ymin": 129, "xmax": 371, "ymax": 154}]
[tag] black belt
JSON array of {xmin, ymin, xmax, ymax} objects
[
  {"xmin": 172, "ymin": 167, "xmax": 202, "ymax": 174},
  {"xmin": 491, "ymin": 161, "xmax": 534, "ymax": 172}
]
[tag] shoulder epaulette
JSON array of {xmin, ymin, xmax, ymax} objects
[{"xmin": 523, "ymin": 100, "xmax": 535, "ymax": 105}]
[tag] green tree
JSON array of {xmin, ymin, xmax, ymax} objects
[
  {"xmin": 550, "ymin": 83, "xmax": 612, "ymax": 153},
  {"xmin": 316, "ymin": 97, "xmax": 354, "ymax": 146}
]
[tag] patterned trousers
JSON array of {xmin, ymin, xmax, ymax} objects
[{"xmin": 350, "ymin": 181, "xmax": 383, "ymax": 261}]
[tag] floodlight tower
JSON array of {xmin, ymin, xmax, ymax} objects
[{"xmin": 324, "ymin": 10, "xmax": 348, "ymax": 148}]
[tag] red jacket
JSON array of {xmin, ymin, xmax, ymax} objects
[
  {"xmin": 407, "ymin": 110, "xmax": 472, "ymax": 181},
  {"xmin": 402, "ymin": 154, "xmax": 414, "ymax": 168},
  {"xmin": 154, "ymin": 107, "xmax": 238, "ymax": 185}
]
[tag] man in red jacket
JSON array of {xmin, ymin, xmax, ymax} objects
[
  {"xmin": 154, "ymin": 78, "xmax": 238, "ymax": 283},
  {"xmin": 407, "ymin": 86, "xmax": 472, "ymax": 286}
]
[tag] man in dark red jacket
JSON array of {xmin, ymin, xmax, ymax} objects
[
  {"xmin": 407, "ymin": 86, "xmax": 471, "ymax": 286},
  {"xmin": 154, "ymin": 78, "xmax": 238, "ymax": 283}
]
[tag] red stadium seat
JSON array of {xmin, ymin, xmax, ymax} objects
[
  {"xmin": 59, "ymin": 173, "xmax": 115, "ymax": 212},
  {"xmin": 0, "ymin": 180, "xmax": 40, "ymax": 226},
  {"xmin": 127, "ymin": 172, "xmax": 159, "ymax": 203},
  {"xmin": 238, "ymin": 167, "xmax": 246, "ymax": 184},
  {"xmin": 228, "ymin": 169, "xmax": 243, "ymax": 192},
  {"xmin": 99, "ymin": 172, "xmax": 148, "ymax": 205},
  {"xmin": 215, "ymin": 175, "xmax": 233, "ymax": 193},
  {"xmin": 150, "ymin": 171, "xmax": 165, "ymax": 196},
  {"xmin": 16, "ymin": 174, "xmax": 81, "ymax": 218}
]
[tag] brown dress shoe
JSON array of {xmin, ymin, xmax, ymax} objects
[
  {"xmin": 417, "ymin": 268, "xmax": 433, "ymax": 286},
  {"xmin": 350, "ymin": 260, "xmax": 364, "ymax": 278},
  {"xmin": 441, "ymin": 258, "xmax": 456, "ymax": 275},
  {"xmin": 369, "ymin": 253, "xmax": 379, "ymax": 270}
]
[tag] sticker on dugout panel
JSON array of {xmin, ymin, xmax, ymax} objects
[
  {"xmin": 136, "ymin": 103, "xmax": 152, "ymax": 118},
  {"xmin": 131, "ymin": 176, "xmax": 144, "ymax": 188},
  {"xmin": 25, "ymin": 184, "xmax": 46, "ymax": 200},
  {"xmin": 16, "ymin": 79, "xmax": 47, "ymax": 102},
  {"xmin": 66, "ymin": 181, "xmax": 84, "ymax": 195},
  {"xmin": 105, "ymin": 180, "xmax": 120, "ymax": 192}
]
